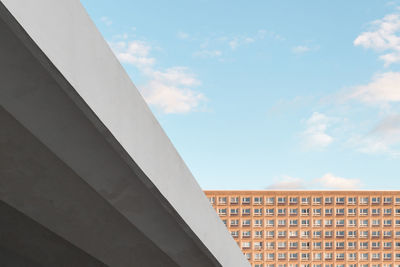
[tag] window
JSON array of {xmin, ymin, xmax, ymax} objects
[
  {"xmin": 384, "ymin": 231, "xmax": 392, "ymax": 237},
  {"xmin": 313, "ymin": 197, "xmax": 322, "ymax": 204},
  {"xmin": 242, "ymin": 208, "xmax": 251, "ymax": 215},
  {"xmin": 348, "ymin": 231, "xmax": 357, "ymax": 238},
  {"xmin": 278, "ymin": 197, "xmax": 286, "ymax": 204},
  {"xmin": 336, "ymin": 209, "xmax": 345, "ymax": 215},
  {"xmin": 302, "ymin": 242, "xmax": 310, "ymax": 249},
  {"xmin": 254, "ymin": 230, "xmax": 263, "ymax": 238},
  {"xmin": 384, "ymin": 219, "xmax": 392, "ymax": 226},
  {"xmin": 384, "ymin": 253, "xmax": 392, "ymax": 260},
  {"xmin": 266, "ymin": 208, "xmax": 274, "ymax": 215},
  {"xmin": 360, "ymin": 197, "xmax": 369, "ymax": 204},
  {"xmin": 289, "ymin": 231, "xmax": 298, "ymax": 237},
  {"xmin": 267, "ymin": 253, "xmax": 275, "ymax": 260},
  {"xmin": 254, "ymin": 196, "xmax": 263, "ymax": 204},
  {"xmin": 278, "ymin": 242, "xmax": 286, "ymax": 249},
  {"xmin": 301, "ymin": 219, "xmax": 309, "ymax": 226},
  {"xmin": 254, "ymin": 219, "xmax": 263, "ymax": 227},
  {"xmin": 230, "ymin": 219, "xmax": 239, "ymax": 226},
  {"xmin": 255, "ymin": 252, "xmax": 263, "ymax": 260},
  {"xmin": 242, "ymin": 230, "xmax": 251, "ymax": 238},
  {"xmin": 372, "ymin": 253, "xmax": 380, "ymax": 260},
  {"xmin": 290, "ymin": 197, "xmax": 298, "ymax": 204},
  {"xmin": 301, "ymin": 253, "xmax": 309, "ymax": 260},
  {"xmin": 218, "ymin": 208, "xmax": 227, "ymax": 215},
  {"xmin": 245, "ymin": 253, "xmax": 251, "ymax": 260},
  {"xmin": 396, "ymin": 197, "xmax": 400, "ymax": 204},
  {"xmin": 384, "ymin": 208, "xmax": 392, "ymax": 215},
  {"xmin": 266, "ymin": 197, "xmax": 275, "ymax": 204},
  {"xmin": 348, "ymin": 219, "xmax": 356, "ymax": 226},
  {"xmin": 348, "ymin": 208, "xmax": 356, "ymax": 216},
  {"xmin": 266, "ymin": 242, "xmax": 275, "ymax": 249},
  {"xmin": 372, "ymin": 208, "xmax": 380, "ymax": 215},
  {"xmin": 254, "ymin": 241, "xmax": 263, "ymax": 250},
  {"xmin": 242, "ymin": 219, "xmax": 251, "ymax": 226},
  {"xmin": 301, "ymin": 197, "xmax": 310, "ymax": 204},
  {"xmin": 313, "ymin": 242, "xmax": 322, "ymax": 249},
  {"xmin": 231, "ymin": 230, "xmax": 239, "ymax": 237},
  {"xmin": 290, "ymin": 219, "xmax": 298, "ymax": 226},
  {"xmin": 278, "ymin": 253, "xmax": 286, "ymax": 260},
  {"xmin": 208, "ymin": 197, "xmax": 215, "ymax": 204},
  {"xmin": 314, "ymin": 219, "xmax": 322, "ymax": 226},
  {"xmin": 336, "ymin": 219, "xmax": 345, "ymax": 226},
  {"xmin": 348, "ymin": 197, "xmax": 357, "ymax": 204},
  {"xmin": 278, "ymin": 208, "xmax": 286, "ymax": 215},
  {"xmin": 348, "ymin": 253, "xmax": 357, "ymax": 260},
  {"xmin": 360, "ymin": 253, "xmax": 368, "ymax": 260},
  {"xmin": 325, "ymin": 197, "xmax": 333, "ymax": 204},
  {"xmin": 278, "ymin": 219, "xmax": 286, "ymax": 226},
  {"xmin": 301, "ymin": 208, "xmax": 310, "ymax": 216},
  {"xmin": 266, "ymin": 231, "xmax": 275, "ymax": 238},
  {"xmin": 313, "ymin": 209, "xmax": 321, "ymax": 216},
  {"xmin": 384, "ymin": 197, "xmax": 392, "ymax": 204},
  {"xmin": 324, "ymin": 253, "xmax": 332, "ymax": 260},
  {"xmin": 314, "ymin": 253, "xmax": 322, "ymax": 260},
  {"xmin": 301, "ymin": 231, "xmax": 310, "ymax": 238},
  {"xmin": 278, "ymin": 231, "xmax": 286, "ymax": 238},
  {"xmin": 313, "ymin": 231, "xmax": 322, "ymax": 238},
  {"xmin": 384, "ymin": 242, "xmax": 392, "ymax": 249},
  {"xmin": 360, "ymin": 208, "xmax": 368, "ymax": 215},
  {"xmin": 325, "ymin": 242, "xmax": 332, "ymax": 249},
  {"xmin": 242, "ymin": 197, "xmax": 251, "ymax": 204},
  {"xmin": 290, "ymin": 253, "xmax": 298, "ymax": 260},
  {"xmin": 372, "ymin": 219, "xmax": 380, "ymax": 226},
  {"xmin": 230, "ymin": 196, "xmax": 238, "ymax": 204},
  {"xmin": 372, "ymin": 197, "xmax": 380, "ymax": 204},
  {"xmin": 396, "ymin": 219, "xmax": 400, "ymax": 226},
  {"xmin": 266, "ymin": 219, "xmax": 274, "ymax": 227},
  {"xmin": 325, "ymin": 208, "xmax": 332, "ymax": 215},
  {"xmin": 396, "ymin": 208, "xmax": 400, "ymax": 215},
  {"xmin": 290, "ymin": 208, "xmax": 298, "ymax": 215},
  {"xmin": 254, "ymin": 208, "xmax": 263, "ymax": 216},
  {"xmin": 360, "ymin": 219, "xmax": 368, "ymax": 227},
  {"xmin": 218, "ymin": 197, "xmax": 227, "ymax": 204},
  {"xmin": 372, "ymin": 231, "xmax": 380, "ymax": 237},
  {"xmin": 336, "ymin": 197, "xmax": 345, "ymax": 204},
  {"xmin": 242, "ymin": 241, "xmax": 251, "ymax": 249},
  {"xmin": 360, "ymin": 242, "xmax": 368, "ymax": 249},
  {"xmin": 336, "ymin": 253, "xmax": 345, "ymax": 260},
  {"xmin": 360, "ymin": 231, "xmax": 368, "ymax": 238},
  {"xmin": 336, "ymin": 242, "xmax": 345, "ymax": 249},
  {"xmin": 325, "ymin": 231, "xmax": 333, "ymax": 237},
  {"xmin": 325, "ymin": 219, "xmax": 332, "ymax": 226},
  {"xmin": 290, "ymin": 242, "xmax": 298, "ymax": 249},
  {"xmin": 348, "ymin": 242, "xmax": 356, "ymax": 249},
  {"xmin": 336, "ymin": 231, "xmax": 345, "ymax": 238},
  {"xmin": 230, "ymin": 208, "xmax": 238, "ymax": 215}
]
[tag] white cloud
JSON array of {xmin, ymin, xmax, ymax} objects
[
  {"xmin": 266, "ymin": 176, "xmax": 306, "ymax": 189},
  {"xmin": 111, "ymin": 41, "xmax": 155, "ymax": 70},
  {"xmin": 302, "ymin": 112, "xmax": 334, "ymax": 149},
  {"xmin": 349, "ymin": 114, "xmax": 400, "ymax": 157},
  {"xmin": 110, "ymin": 40, "xmax": 206, "ymax": 114},
  {"xmin": 100, "ymin": 16, "xmax": 112, "ymax": 26},
  {"xmin": 314, "ymin": 173, "xmax": 362, "ymax": 189},
  {"xmin": 354, "ymin": 12, "xmax": 400, "ymax": 66},
  {"xmin": 349, "ymin": 72, "xmax": 400, "ymax": 104},
  {"xmin": 292, "ymin": 45, "xmax": 310, "ymax": 54},
  {"xmin": 142, "ymin": 67, "xmax": 205, "ymax": 114}
]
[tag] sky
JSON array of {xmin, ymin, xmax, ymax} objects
[{"xmin": 80, "ymin": 0, "xmax": 400, "ymax": 190}]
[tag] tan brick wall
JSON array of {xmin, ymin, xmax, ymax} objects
[{"xmin": 204, "ymin": 191, "xmax": 400, "ymax": 267}]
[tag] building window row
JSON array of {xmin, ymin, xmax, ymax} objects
[
  {"xmin": 217, "ymin": 207, "xmax": 400, "ymax": 216},
  {"xmin": 209, "ymin": 196, "xmax": 399, "ymax": 205},
  {"xmin": 228, "ymin": 228, "xmax": 398, "ymax": 239}
]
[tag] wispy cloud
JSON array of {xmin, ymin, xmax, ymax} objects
[
  {"xmin": 348, "ymin": 71, "xmax": 400, "ymax": 105},
  {"xmin": 314, "ymin": 173, "xmax": 362, "ymax": 189},
  {"xmin": 110, "ymin": 39, "xmax": 206, "ymax": 114},
  {"xmin": 354, "ymin": 11, "xmax": 400, "ymax": 66},
  {"xmin": 100, "ymin": 16, "xmax": 113, "ymax": 26},
  {"xmin": 292, "ymin": 45, "xmax": 311, "ymax": 54},
  {"xmin": 177, "ymin": 31, "xmax": 190, "ymax": 40},
  {"xmin": 301, "ymin": 112, "xmax": 335, "ymax": 149}
]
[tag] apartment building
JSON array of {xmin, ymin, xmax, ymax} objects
[{"xmin": 204, "ymin": 191, "xmax": 400, "ymax": 267}]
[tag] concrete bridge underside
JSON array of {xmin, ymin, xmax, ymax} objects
[{"xmin": 0, "ymin": 0, "xmax": 250, "ymax": 266}]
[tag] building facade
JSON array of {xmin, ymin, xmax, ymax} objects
[{"xmin": 204, "ymin": 191, "xmax": 400, "ymax": 267}]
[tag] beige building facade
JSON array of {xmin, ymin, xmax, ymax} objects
[{"xmin": 204, "ymin": 191, "xmax": 400, "ymax": 267}]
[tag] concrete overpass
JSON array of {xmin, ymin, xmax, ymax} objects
[{"xmin": 0, "ymin": 1, "xmax": 250, "ymax": 266}]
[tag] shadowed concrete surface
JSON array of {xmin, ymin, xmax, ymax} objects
[{"xmin": 0, "ymin": 0, "xmax": 250, "ymax": 266}]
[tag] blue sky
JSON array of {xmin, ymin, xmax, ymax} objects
[{"xmin": 81, "ymin": 0, "xmax": 400, "ymax": 190}]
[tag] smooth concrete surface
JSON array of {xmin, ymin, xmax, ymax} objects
[{"xmin": 0, "ymin": 0, "xmax": 250, "ymax": 266}]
